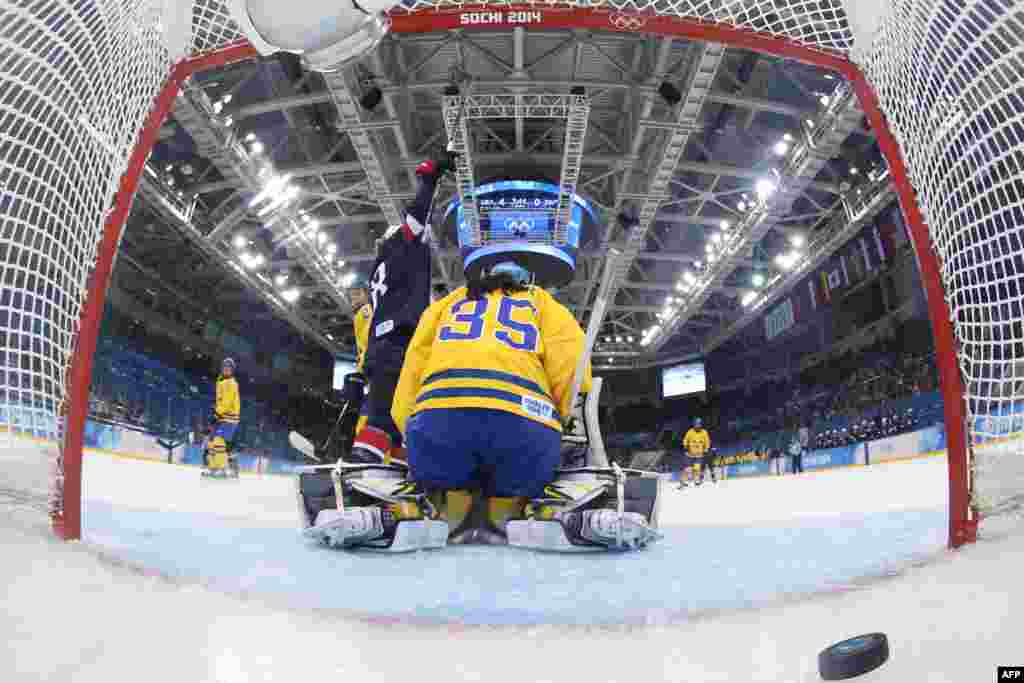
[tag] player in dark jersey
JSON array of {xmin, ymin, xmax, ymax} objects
[{"xmin": 349, "ymin": 155, "xmax": 455, "ymax": 464}]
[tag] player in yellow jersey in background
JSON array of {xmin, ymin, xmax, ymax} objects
[
  {"xmin": 679, "ymin": 417, "xmax": 711, "ymax": 488},
  {"xmin": 205, "ymin": 358, "xmax": 240, "ymax": 478}
]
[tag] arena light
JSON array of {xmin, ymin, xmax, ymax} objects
[
  {"xmin": 791, "ymin": 234, "xmax": 805, "ymax": 248},
  {"xmin": 341, "ymin": 272, "xmax": 357, "ymax": 287},
  {"xmin": 774, "ymin": 140, "xmax": 790, "ymax": 156},
  {"xmin": 705, "ymin": 243, "xmax": 714, "ymax": 253},
  {"xmin": 250, "ymin": 140, "xmax": 264, "ymax": 155},
  {"xmin": 232, "ymin": 234, "xmax": 247, "ymax": 249},
  {"xmin": 239, "ymin": 252, "xmax": 265, "ymax": 270},
  {"xmin": 248, "ymin": 173, "xmax": 292, "ymax": 208},
  {"xmin": 317, "ymin": 231, "xmax": 328, "ymax": 245},
  {"xmin": 256, "ymin": 183, "xmax": 300, "ymax": 217},
  {"xmin": 756, "ymin": 178, "xmax": 776, "ymax": 200},
  {"xmin": 281, "ymin": 287, "xmax": 301, "ymax": 303},
  {"xmin": 326, "ymin": 243, "xmax": 337, "ymax": 255},
  {"xmin": 741, "ymin": 291, "xmax": 758, "ymax": 307},
  {"xmin": 245, "ymin": 132, "xmax": 257, "ymax": 142},
  {"xmin": 684, "ymin": 271, "xmax": 696, "ymax": 284},
  {"xmin": 676, "ymin": 282, "xmax": 685, "ymax": 292},
  {"xmin": 738, "ymin": 201, "xmax": 747, "ymax": 211},
  {"xmin": 720, "ymin": 220, "xmax": 730, "ymax": 230},
  {"xmin": 850, "ymin": 166, "xmax": 860, "ymax": 175},
  {"xmin": 615, "ymin": 336, "xmax": 623, "ymax": 343},
  {"xmin": 783, "ymin": 132, "xmax": 794, "ymax": 142},
  {"xmin": 712, "ymin": 232, "xmax": 722, "ymax": 244},
  {"xmin": 274, "ymin": 273, "xmax": 288, "ymax": 286},
  {"xmin": 752, "ymin": 273, "xmax": 765, "ymax": 287}
]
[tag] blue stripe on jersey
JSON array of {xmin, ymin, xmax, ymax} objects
[
  {"xmin": 422, "ymin": 368, "xmax": 549, "ymax": 398},
  {"xmin": 415, "ymin": 387, "xmax": 562, "ymax": 422}
]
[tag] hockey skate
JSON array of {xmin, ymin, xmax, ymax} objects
[
  {"xmin": 296, "ymin": 462, "xmax": 448, "ymax": 552},
  {"xmin": 506, "ymin": 464, "xmax": 663, "ymax": 552}
]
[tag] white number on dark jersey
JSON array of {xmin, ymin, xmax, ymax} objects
[{"xmin": 370, "ymin": 262, "xmax": 388, "ymax": 310}]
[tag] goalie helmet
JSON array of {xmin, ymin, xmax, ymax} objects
[{"xmin": 487, "ymin": 261, "xmax": 533, "ymax": 286}]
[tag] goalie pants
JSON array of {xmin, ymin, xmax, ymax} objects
[{"xmin": 406, "ymin": 408, "xmax": 561, "ymax": 498}]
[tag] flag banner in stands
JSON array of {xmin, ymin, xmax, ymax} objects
[{"xmin": 764, "ymin": 298, "xmax": 795, "ymax": 340}]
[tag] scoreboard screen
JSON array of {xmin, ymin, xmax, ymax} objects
[
  {"xmin": 661, "ymin": 361, "xmax": 707, "ymax": 398},
  {"xmin": 488, "ymin": 210, "xmax": 551, "ymax": 240},
  {"xmin": 445, "ymin": 180, "xmax": 596, "ymax": 285}
]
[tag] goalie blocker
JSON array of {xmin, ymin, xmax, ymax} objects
[{"xmin": 296, "ymin": 462, "xmax": 662, "ymax": 553}]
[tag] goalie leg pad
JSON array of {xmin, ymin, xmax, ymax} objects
[
  {"xmin": 297, "ymin": 463, "xmax": 448, "ymax": 552},
  {"xmin": 508, "ymin": 467, "xmax": 663, "ymax": 552},
  {"xmin": 303, "ymin": 508, "xmax": 449, "ymax": 552}
]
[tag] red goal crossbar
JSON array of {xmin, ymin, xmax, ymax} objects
[{"xmin": 53, "ymin": 7, "xmax": 976, "ymax": 547}]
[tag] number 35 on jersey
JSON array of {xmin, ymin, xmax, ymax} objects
[{"xmin": 439, "ymin": 296, "xmax": 539, "ymax": 351}]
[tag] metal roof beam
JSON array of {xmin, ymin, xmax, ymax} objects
[
  {"xmin": 442, "ymin": 94, "xmax": 483, "ymax": 246},
  {"xmin": 230, "ymin": 85, "xmax": 812, "ymax": 122},
  {"xmin": 577, "ymin": 37, "xmax": 675, "ymax": 319},
  {"xmin": 136, "ymin": 168, "xmax": 337, "ymax": 352},
  {"xmin": 649, "ymin": 84, "xmax": 866, "ymax": 350},
  {"xmin": 192, "ymin": 155, "xmax": 841, "ymax": 196},
  {"xmin": 703, "ymin": 173, "xmax": 897, "ymax": 352},
  {"xmin": 171, "ymin": 83, "xmax": 350, "ymax": 348},
  {"xmin": 553, "ymin": 93, "xmax": 590, "ymax": 243},
  {"xmin": 598, "ymin": 42, "xmax": 728, "ymax": 337}
]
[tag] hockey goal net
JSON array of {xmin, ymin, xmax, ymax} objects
[{"xmin": 1, "ymin": 0, "xmax": 1020, "ymax": 546}]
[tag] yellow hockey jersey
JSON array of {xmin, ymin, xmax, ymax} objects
[
  {"xmin": 215, "ymin": 375, "xmax": 240, "ymax": 424},
  {"xmin": 391, "ymin": 285, "xmax": 592, "ymax": 434},
  {"xmin": 353, "ymin": 303, "xmax": 373, "ymax": 371},
  {"xmin": 683, "ymin": 428, "xmax": 710, "ymax": 456}
]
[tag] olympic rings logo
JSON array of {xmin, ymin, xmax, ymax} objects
[
  {"xmin": 503, "ymin": 218, "xmax": 534, "ymax": 236},
  {"xmin": 608, "ymin": 13, "xmax": 647, "ymax": 31}
]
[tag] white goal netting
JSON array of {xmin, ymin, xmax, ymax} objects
[{"xmin": 1, "ymin": 0, "xmax": 1021, "ymax": 539}]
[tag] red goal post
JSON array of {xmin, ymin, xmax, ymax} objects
[{"xmin": 6, "ymin": 1, "xmax": 1008, "ymax": 547}]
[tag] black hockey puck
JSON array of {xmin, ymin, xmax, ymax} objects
[{"xmin": 818, "ymin": 633, "xmax": 889, "ymax": 680}]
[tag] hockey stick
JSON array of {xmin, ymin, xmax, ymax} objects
[{"xmin": 565, "ymin": 248, "xmax": 621, "ymax": 468}]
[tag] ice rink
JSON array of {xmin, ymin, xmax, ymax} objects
[{"xmin": 2, "ymin": 439, "xmax": 1022, "ymax": 681}]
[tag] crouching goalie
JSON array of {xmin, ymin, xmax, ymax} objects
[{"xmin": 298, "ymin": 260, "xmax": 662, "ymax": 552}]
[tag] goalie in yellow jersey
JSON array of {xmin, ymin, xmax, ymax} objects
[{"xmin": 389, "ymin": 261, "xmax": 662, "ymax": 551}]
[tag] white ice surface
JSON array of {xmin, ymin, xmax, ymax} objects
[{"xmin": 2, "ymin": 443, "xmax": 1021, "ymax": 681}]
